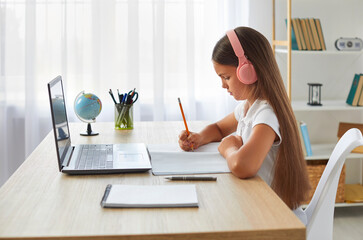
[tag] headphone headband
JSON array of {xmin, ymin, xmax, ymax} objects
[{"xmin": 226, "ymin": 30, "xmax": 246, "ymax": 61}]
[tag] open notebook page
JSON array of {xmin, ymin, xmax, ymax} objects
[{"xmin": 148, "ymin": 142, "xmax": 230, "ymax": 175}]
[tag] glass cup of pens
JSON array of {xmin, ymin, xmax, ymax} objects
[
  {"xmin": 110, "ymin": 89, "xmax": 138, "ymax": 130},
  {"xmin": 115, "ymin": 103, "xmax": 133, "ymax": 130}
]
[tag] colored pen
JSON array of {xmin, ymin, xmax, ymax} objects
[
  {"xmin": 178, "ymin": 97, "xmax": 193, "ymax": 150},
  {"xmin": 126, "ymin": 94, "xmax": 133, "ymax": 104},
  {"xmin": 165, "ymin": 176, "xmax": 217, "ymax": 181},
  {"xmin": 117, "ymin": 89, "xmax": 122, "ymax": 103},
  {"xmin": 109, "ymin": 89, "xmax": 117, "ymax": 104},
  {"xmin": 122, "ymin": 93, "xmax": 127, "ymax": 103}
]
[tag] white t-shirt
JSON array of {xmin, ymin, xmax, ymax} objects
[{"xmin": 234, "ymin": 99, "xmax": 281, "ymax": 186}]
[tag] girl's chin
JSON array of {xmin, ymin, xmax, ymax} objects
[{"xmin": 232, "ymin": 95, "xmax": 246, "ymax": 101}]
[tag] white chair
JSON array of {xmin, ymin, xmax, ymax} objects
[{"xmin": 294, "ymin": 128, "xmax": 363, "ymax": 240}]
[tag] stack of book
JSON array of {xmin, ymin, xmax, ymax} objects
[
  {"xmin": 289, "ymin": 18, "xmax": 326, "ymax": 51},
  {"xmin": 346, "ymin": 74, "xmax": 363, "ymax": 106}
]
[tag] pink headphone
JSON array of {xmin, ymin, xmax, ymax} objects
[{"xmin": 226, "ymin": 29, "xmax": 257, "ymax": 84}]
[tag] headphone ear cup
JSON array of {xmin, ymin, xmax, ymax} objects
[
  {"xmin": 236, "ymin": 65, "xmax": 243, "ymax": 82},
  {"xmin": 238, "ymin": 63, "xmax": 257, "ymax": 84}
]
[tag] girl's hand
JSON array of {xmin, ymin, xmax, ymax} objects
[
  {"xmin": 178, "ymin": 130, "xmax": 202, "ymax": 151},
  {"xmin": 218, "ymin": 135, "xmax": 243, "ymax": 158}
]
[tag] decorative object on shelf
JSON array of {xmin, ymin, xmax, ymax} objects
[
  {"xmin": 307, "ymin": 83, "xmax": 322, "ymax": 106},
  {"xmin": 74, "ymin": 91, "xmax": 102, "ymax": 136},
  {"xmin": 335, "ymin": 38, "xmax": 363, "ymax": 51}
]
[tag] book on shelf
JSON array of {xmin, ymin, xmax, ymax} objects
[
  {"xmin": 337, "ymin": 122, "xmax": 363, "ymax": 153},
  {"xmin": 305, "ymin": 18, "xmax": 316, "ymax": 50},
  {"xmin": 300, "ymin": 121, "xmax": 313, "ymax": 156},
  {"xmin": 357, "ymin": 75, "xmax": 363, "ymax": 106},
  {"xmin": 295, "ymin": 18, "xmax": 306, "ymax": 50},
  {"xmin": 297, "ymin": 121, "xmax": 307, "ymax": 156},
  {"xmin": 286, "ymin": 19, "xmax": 299, "ymax": 50},
  {"xmin": 309, "ymin": 18, "xmax": 322, "ymax": 50},
  {"xmin": 353, "ymin": 74, "xmax": 363, "ymax": 106},
  {"xmin": 314, "ymin": 19, "xmax": 326, "ymax": 50},
  {"xmin": 346, "ymin": 74, "xmax": 363, "ymax": 106},
  {"xmin": 299, "ymin": 18, "xmax": 312, "ymax": 50}
]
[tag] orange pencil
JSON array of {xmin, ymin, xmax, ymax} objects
[{"xmin": 178, "ymin": 98, "xmax": 193, "ymax": 150}]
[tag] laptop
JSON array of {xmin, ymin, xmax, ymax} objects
[{"xmin": 47, "ymin": 75, "xmax": 152, "ymax": 174}]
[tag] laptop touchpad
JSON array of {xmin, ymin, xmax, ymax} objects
[{"xmin": 114, "ymin": 153, "xmax": 147, "ymax": 168}]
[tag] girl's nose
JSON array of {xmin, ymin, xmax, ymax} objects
[{"xmin": 221, "ymin": 80, "xmax": 228, "ymax": 89}]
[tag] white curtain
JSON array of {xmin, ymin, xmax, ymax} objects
[{"xmin": 0, "ymin": 0, "xmax": 253, "ymax": 186}]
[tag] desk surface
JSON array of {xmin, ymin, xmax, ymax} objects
[{"xmin": 0, "ymin": 121, "xmax": 305, "ymax": 240}]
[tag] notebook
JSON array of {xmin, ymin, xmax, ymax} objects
[
  {"xmin": 100, "ymin": 184, "xmax": 199, "ymax": 208},
  {"xmin": 47, "ymin": 75, "xmax": 151, "ymax": 174},
  {"xmin": 148, "ymin": 142, "xmax": 231, "ymax": 175}
]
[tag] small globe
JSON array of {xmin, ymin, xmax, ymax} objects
[{"xmin": 74, "ymin": 91, "xmax": 102, "ymax": 123}]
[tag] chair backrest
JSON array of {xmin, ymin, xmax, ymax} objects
[{"xmin": 304, "ymin": 128, "xmax": 363, "ymax": 240}]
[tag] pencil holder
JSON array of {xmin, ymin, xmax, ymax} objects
[{"xmin": 115, "ymin": 104, "xmax": 133, "ymax": 130}]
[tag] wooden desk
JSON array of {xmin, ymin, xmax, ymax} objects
[{"xmin": 0, "ymin": 121, "xmax": 305, "ymax": 240}]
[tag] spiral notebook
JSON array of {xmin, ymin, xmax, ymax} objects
[{"xmin": 100, "ymin": 184, "xmax": 199, "ymax": 208}]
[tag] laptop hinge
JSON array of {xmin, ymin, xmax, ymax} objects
[{"xmin": 62, "ymin": 146, "xmax": 75, "ymax": 168}]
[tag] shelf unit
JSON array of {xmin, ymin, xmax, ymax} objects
[
  {"xmin": 273, "ymin": 0, "xmax": 363, "ymax": 206},
  {"xmin": 272, "ymin": 0, "xmax": 291, "ymax": 99}
]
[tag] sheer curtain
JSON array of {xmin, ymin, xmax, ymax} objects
[{"xmin": 0, "ymin": 0, "xmax": 255, "ymax": 186}]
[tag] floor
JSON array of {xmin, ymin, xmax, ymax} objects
[{"xmin": 333, "ymin": 206, "xmax": 363, "ymax": 239}]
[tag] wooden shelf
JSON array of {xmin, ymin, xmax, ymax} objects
[
  {"xmin": 275, "ymin": 48, "xmax": 363, "ymax": 55},
  {"xmin": 305, "ymin": 143, "xmax": 363, "ymax": 161},
  {"xmin": 292, "ymin": 100, "xmax": 363, "ymax": 112},
  {"xmin": 302, "ymin": 202, "xmax": 363, "ymax": 209},
  {"xmin": 334, "ymin": 202, "xmax": 363, "ymax": 208}
]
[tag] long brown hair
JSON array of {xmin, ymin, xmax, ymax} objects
[{"xmin": 212, "ymin": 27, "xmax": 310, "ymax": 209}]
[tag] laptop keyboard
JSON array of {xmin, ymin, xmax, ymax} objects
[{"xmin": 75, "ymin": 144, "xmax": 113, "ymax": 170}]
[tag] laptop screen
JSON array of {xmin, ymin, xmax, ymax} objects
[{"xmin": 48, "ymin": 76, "xmax": 71, "ymax": 171}]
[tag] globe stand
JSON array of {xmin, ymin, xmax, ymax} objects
[{"xmin": 80, "ymin": 123, "xmax": 99, "ymax": 136}]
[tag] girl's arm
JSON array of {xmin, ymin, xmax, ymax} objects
[
  {"xmin": 179, "ymin": 112, "xmax": 237, "ymax": 151},
  {"xmin": 218, "ymin": 124, "xmax": 277, "ymax": 179}
]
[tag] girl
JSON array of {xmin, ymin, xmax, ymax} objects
[{"xmin": 178, "ymin": 27, "xmax": 310, "ymax": 209}]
